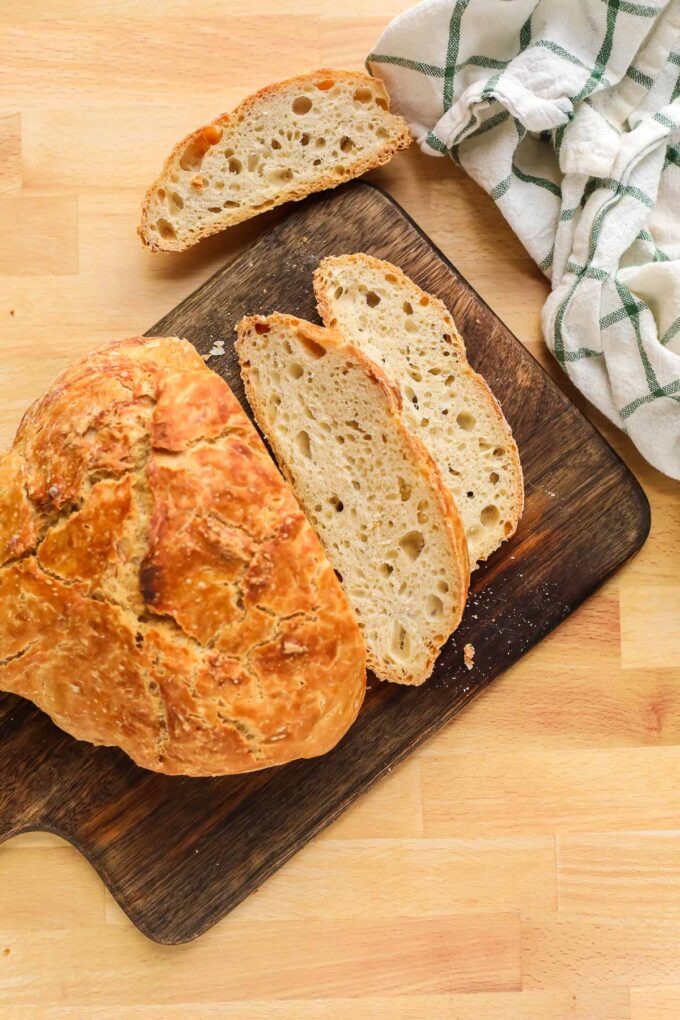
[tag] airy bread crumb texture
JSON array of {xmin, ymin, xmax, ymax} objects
[
  {"xmin": 314, "ymin": 254, "xmax": 524, "ymax": 568},
  {"xmin": 237, "ymin": 313, "xmax": 469, "ymax": 686},
  {"xmin": 140, "ymin": 70, "xmax": 411, "ymax": 252}
]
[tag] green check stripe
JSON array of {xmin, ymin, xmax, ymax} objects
[
  {"xmin": 615, "ymin": 277, "xmax": 662, "ymax": 395},
  {"xmin": 615, "ymin": 0, "xmax": 665, "ymax": 14},
  {"xmin": 565, "ymin": 261, "xmax": 610, "ymax": 281},
  {"xmin": 425, "ymin": 131, "xmax": 448, "ymax": 154},
  {"xmin": 561, "ymin": 206, "xmax": 578, "ymax": 221},
  {"xmin": 512, "ymin": 163, "xmax": 562, "ymax": 197},
  {"xmin": 443, "ymin": 0, "xmax": 471, "ymax": 110},
  {"xmin": 654, "ymin": 111, "xmax": 678, "ymax": 130},
  {"xmin": 539, "ymin": 246, "xmax": 555, "ymax": 273},
  {"xmin": 661, "ymin": 316, "xmax": 680, "ymax": 347},
  {"xmin": 626, "ymin": 65, "xmax": 654, "ymax": 88},
  {"xmin": 600, "ymin": 302, "xmax": 645, "ymax": 329},
  {"xmin": 576, "ymin": 0, "xmax": 621, "ymax": 103},
  {"xmin": 562, "ymin": 347, "xmax": 604, "ymax": 361},
  {"xmin": 490, "ymin": 175, "xmax": 512, "ymax": 200},
  {"xmin": 665, "ymin": 145, "xmax": 680, "ymax": 168},
  {"xmin": 621, "ymin": 378, "xmax": 680, "ymax": 419},
  {"xmin": 582, "ymin": 176, "xmax": 654, "ymax": 207},
  {"xmin": 368, "ymin": 53, "xmax": 447, "ymax": 77}
]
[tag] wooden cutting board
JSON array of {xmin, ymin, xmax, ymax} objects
[{"xmin": 0, "ymin": 182, "xmax": 649, "ymax": 945}]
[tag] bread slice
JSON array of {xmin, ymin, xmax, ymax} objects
[
  {"xmin": 237, "ymin": 313, "xmax": 470, "ymax": 686},
  {"xmin": 139, "ymin": 70, "xmax": 411, "ymax": 252},
  {"xmin": 314, "ymin": 254, "xmax": 524, "ymax": 568}
]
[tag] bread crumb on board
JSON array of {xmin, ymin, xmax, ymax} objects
[{"xmin": 463, "ymin": 643, "xmax": 475, "ymax": 670}]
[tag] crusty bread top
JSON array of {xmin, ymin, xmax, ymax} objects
[
  {"xmin": 237, "ymin": 313, "xmax": 470, "ymax": 685},
  {"xmin": 0, "ymin": 337, "xmax": 366, "ymax": 776},
  {"xmin": 314, "ymin": 253, "xmax": 524, "ymax": 567},
  {"xmin": 139, "ymin": 69, "xmax": 411, "ymax": 252}
]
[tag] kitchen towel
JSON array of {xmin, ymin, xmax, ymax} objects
[{"xmin": 369, "ymin": 0, "xmax": 680, "ymax": 479}]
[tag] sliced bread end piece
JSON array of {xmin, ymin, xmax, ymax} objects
[
  {"xmin": 236, "ymin": 312, "xmax": 470, "ymax": 686},
  {"xmin": 139, "ymin": 70, "xmax": 412, "ymax": 253},
  {"xmin": 314, "ymin": 253, "xmax": 524, "ymax": 568}
]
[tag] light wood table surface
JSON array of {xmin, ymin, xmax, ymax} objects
[{"xmin": 1, "ymin": 3, "xmax": 679, "ymax": 1017}]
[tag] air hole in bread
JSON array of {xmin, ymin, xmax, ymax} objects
[
  {"xmin": 426, "ymin": 594, "xmax": 443, "ymax": 618},
  {"xmin": 223, "ymin": 200, "xmax": 240, "ymax": 208},
  {"xmin": 334, "ymin": 286, "xmax": 343, "ymax": 299},
  {"xmin": 409, "ymin": 368, "xmax": 422, "ymax": 382},
  {"xmin": 271, "ymin": 167, "xmax": 294, "ymax": 182},
  {"xmin": 354, "ymin": 87, "xmax": 373, "ymax": 103},
  {"xmin": 295, "ymin": 431, "xmax": 312, "ymax": 459},
  {"xmin": 490, "ymin": 471, "xmax": 500, "ymax": 484},
  {"xmin": 416, "ymin": 501, "xmax": 429, "ymax": 524},
  {"xmin": 504, "ymin": 521, "xmax": 513, "ymax": 535},
  {"xmin": 169, "ymin": 192, "xmax": 184, "ymax": 210},
  {"xmin": 445, "ymin": 375, "xmax": 455, "ymax": 386},
  {"xmin": 399, "ymin": 530, "xmax": 424, "ymax": 560},
  {"xmin": 292, "ymin": 96, "xmax": 313, "ymax": 114},
  {"xmin": 298, "ymin": 336, "xmax": 326, "ymax": 360},
  {"xmin": 376, "ymin": 97, "xmax": 388, "ymax": 110},
  {"xmin": 271, "ymin": 138, "xmax": 282, "ymax": 150},
  {"xmin": 391, "ymin": 622, "xmax": 410, "ymax": 657},
  {"xmin": 254, "ymin": 321, "xmax": 271, "ymax": 335},
  {"xmin": 493, "ymin": 446, "xmax": 506, "ymax": 457},
  {"xmin": 478, "ymin": 439, "xmax": 491, "ymax": 450},
  {"xmin": 228, "ymin": 157, "xmax": 242, "ymax": 174},
  {"xmin": 248, "ymin": 154, "xmax": 260, "ymax": 171},
  {"xmin": 340, "ymin": 136, "xmax": 354, "ymax": 153},
  {"xmin": 334, "ymin": 165, "xmax": 345, "ymax": 175},
  {"xmin": 481, "ymin": 505, "xmax": 500, "ymax": 526},
  {"xmin": 300, "ymin": 133, "xmax": 310, "ymax": 146},
  {"xmin": 334, "ymin": 569, "xmax": 343, "ymax": 584},
  {"xmin": 208, "ymin": 206, "xmax": 221, "ymax": 213},
  {"xmin": 428, "ymin": 366, "xmax": 441, "ymax": 376},
  {"xmin": 421, "ymin": 417, "xmax": 430, "ymax": 428},
  {"xmin": 404, "ymin": 386, "xmax": 418, "ymax": 406},
  {"xmin": 313, "ymin": 158, "xmax": 322, "ymax": 166},
  {"xmin": 287, "ymin": 362, "xmax": 304, "ymax": 380},
  {"xmin": 156, "ymin": 218, "xmax": 176, "ymax": 240},
  {"xmin": 466, "ymin": 491, "xmax": 474, "ymax": 498},
  {"xmin": 457, "ymin": 411, "xmax": 476, "ymax": 431},
  {"xmin": 214, "ymin": 180, "xmax": 224, "ymax": 190},
  {"xmin": 329, "ymin": 495, "xmax": 344, "ymax": 512},
  {"xmin": 403, "ymin": 301, "xmax": 414, "ymax": 315},
  {"xmin": 420, "ymin": 296, "xmax": 429, "ymax": 306},
  {"xmin": 253, "ymin": 199, "xmax": 274, "ymax": 210},
  {"xmin": 315, "ymin": 137, "xmax": 326, "ymax": 149},
  {"xmin": 385, "ymin": 272, "xmax": 397, "ymax": 283},
  {"xmin": 157, "ymin": 188, "xmax": 166, "ymax": 201},
  {"xmin": 397, "ymin": 477, "xmax": 412, "ymax": 501},
  {"xmin": 405, "ymin": 319, "xmax": 417, "ymax": 333},
  {"xmin": 317, "ymin": 78, "xmax": 335, "ymax": 90},
  {"xmin": 437, "ymin": 579, "xmax": 449, "ymax": 594},
  {"xmin": 380, "ymin": 563, "xmax": 394, "ymax": 578},
  {"xmin": 366, "ymin": 291, "xmax": 380, "ymax": 307},
  {"xmin": 179, "ymin": 139, "xmax": 208, "ymax": 171}
]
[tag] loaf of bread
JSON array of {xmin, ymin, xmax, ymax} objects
[
  {"xmin": 0, "ymin": 337, "xmax": 366, "ymax": 775},
  {"xmin": 314, "ymin": 254, "xmax": 524, "ymax": 567},
  {"xmin": 237, "ymin": 313, "xmax": 470, "ymax": 686},
  {"xmin": 139, "ymin": 69, "xmax": 411, "ymax": 252}
]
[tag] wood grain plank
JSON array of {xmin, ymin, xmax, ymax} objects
[
  {"xmin": 558, "ymin": 831, "xmax": 680, "ymax": 916},
  {"xmin": 522, "ymin": 912, "xmax": 680, "ymax": 987},
  {"xmin": 0, "ymin": 915, "xmax": 521, "ymax": 1004},
  {"xmin": 620, "ymin": 585, "xmax": 680, "ymax": 669},
  {"xmin": 422, "ymin": 748, "xmax": 680, "ymax": 837},
  {"xmin": 0, "ymin": 991, "xmax": 586, "ymax": 1020},
  {"xmin": 630, "ymin": 986, "xmax": 680, "ymax": 1019},
  {"xmin": 0, "ymin": 846, "xmax": 106, "ymax": 927},
  {"xmin": 0, "ymin": 114, "xmax": 21, "ymax": 194},
  {"xmin": 102, "ymin": 836, "xmax": 554, "ymax": 924},
  {"xmin": 0, "ymin": 197, "xmax": 78, "ymax": 275}
]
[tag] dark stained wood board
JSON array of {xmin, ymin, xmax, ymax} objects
[{"xmin": 0, "ymin": 182, "xmax": 650, "ymax": 945}]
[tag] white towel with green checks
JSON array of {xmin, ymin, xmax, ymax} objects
[{"xmin": 369, "ymin": 0, "xmax": 680, "ymax": 479}]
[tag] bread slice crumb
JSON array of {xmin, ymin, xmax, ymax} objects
[{"xmin": 463, "ymin": 643, "xmax": 475, "ymax": 670}]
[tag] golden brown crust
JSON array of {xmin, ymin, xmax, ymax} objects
[
  {"xmin": 313, "ymin": 252, "xmax": 525, "ymax": 549},
  {"xmin": 0, "ymin": 337, "xmax": 366, "ymax": 775},
  {"xmin": 139, "ymin": 69, "xmax": 412, "ymax": 252},
  {"xmin": 236, "ymin": 313, "xmax": 470, "ymax": 685}
]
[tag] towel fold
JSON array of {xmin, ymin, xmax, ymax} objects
[{"xmin": 369, "ymin": 0, "xmax": 680, "ymax": 479}]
